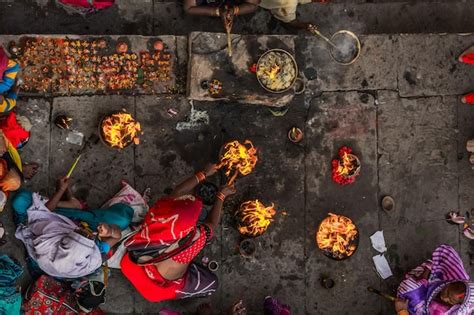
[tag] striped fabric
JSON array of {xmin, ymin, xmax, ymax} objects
[
  {"xmin": 0, "ymin": 60, "xmax": 19, "ymax": 94},
  {"xmin": 397, "ymin": 245, "xmax": 473, "ymax": 314},
  {"xmin": 0, "ymin": 91, "xmax": 17, "ymax": 114}
]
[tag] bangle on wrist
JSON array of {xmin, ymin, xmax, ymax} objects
[
  {"xmin": 215, "ymin": 7, "xmax": 220, "ymax": 17},
  {"xmin": 216, "ymin": 192, "xmax": 226, "ymax": 202},
  {"xmin": 233, "ymin": 6, "xmax": 239, "ymax": 15},
  {"xmin": 195, "ymin": 171, "xmax": 206, "ymax": 183}
]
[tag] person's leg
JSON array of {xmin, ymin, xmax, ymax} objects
[
  {"xmin": 178, "ymin": 263, "xmax": 218, "ymax": 299},
  {"xmin": 11, "ymin": 188, "xmax": 33, "ymax": 225}
]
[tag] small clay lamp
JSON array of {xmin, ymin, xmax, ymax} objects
[
  {"xmin": 116, "ymin": 42, "xmax": 128, "ymax": 54},
  {"xmin": 153, "ymin": 40, "xmax": 164, "ymax": 51},
  {"xmin": 288, "ymin": 127, "xmax": 303, "ymax": 143},
  {"xmin": 320, "ymin": 276, "xmax": 335, "ymax": 289},
  {"xmin": 97, "ymin": 39, "xmax": 107, "ymax": 49},
  {"xmin": 381, "ymin": 196, "xmax": 395, "ymax": 212},
  {"xmin": 239, "ymin": 238, "xmax": 256, "ymax": 258}
]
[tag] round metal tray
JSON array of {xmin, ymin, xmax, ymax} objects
[
  {"xmin": 256, "ymin": 49, "xmax": 298, "ymax": 94},
  {"xmin": 316, "ymin": 215, "xmax": 359, "ymax": 261},
  {"xmin": 98, "ymin": 111, "xmax": 134, "ymax": 150}
]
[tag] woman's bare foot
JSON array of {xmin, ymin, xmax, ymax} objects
[
  {"xmin": 196, "ymin": 303, "xmax": 212, "ymax": 315},
  {"xmin": 459, "ymin": 45, "xmax": 474, "ymax": 62},
  {"xmin": 22, "ymin": 163, "xmax": 39, "ymax": 180}
]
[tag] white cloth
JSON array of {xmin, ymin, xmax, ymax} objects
[
  {"xmin": 259, "ymin": 0, "xmax": 312, "ymax": 23},
  {"xmin": 15, "ymin": 193, "xmax": 102, "ymax": 278}
]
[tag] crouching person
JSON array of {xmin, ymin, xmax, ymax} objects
[{"xmin": 120, "ymin": 164, "xmax": 235, "ymax": 302}]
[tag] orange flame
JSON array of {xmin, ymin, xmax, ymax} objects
[
  {"xmin": 316, "ymin": 213, "xmax": 358, "ymax": 258},
  {"xmin": 217, "ymin": 140, "xmax": 258, "ymax": 185},
  {"xmin": 337, "ymin": 152, "xmax": 357, "ymax": 177},
  {"xmin": 237, "ymin": 200, "xmax": 276, "ymax": 237},
  {"xmin": 266, "ymin": 64, "xmax": 281, "ymax": 81},
  {"xmin": 101, "ymin": 112, "xmax": 141, "ymax": 149}
]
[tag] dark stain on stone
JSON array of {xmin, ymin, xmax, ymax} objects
[
  {"xmin": 449, "ymin": 63, "xmax": 457, "ymax": 73},
  {"xmin": 135, "ymin": 165, "xmax": 143, "ymax": 175},
  {"xmin": 280, "ymin": 274, "xmax": 302, "ymax": 281},
  {"xmin": 361, "ymin": 79, "xmax": 368, "ymax": 88},
  {"xmin": 403, "ymin": 72, "xmax": 417, "ymax": 86},
  {"xmin": 359, "ymin": 93, "xmax": 369, "ymax": 104},
  {"xmin": 160, "ymin": 153, "xmax": 176, "ymax": 168}
]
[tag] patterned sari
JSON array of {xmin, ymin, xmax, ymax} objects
[{"xmin": 397, "ymin": 245, "xmax": 474, "ymax": 314}]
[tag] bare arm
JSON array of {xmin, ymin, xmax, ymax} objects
[
  {"xmin": 287, "ymin": 20, "xmax": 311, "ymax": 30},
  {"xmin": 184, "ymin": 0, "xmax": 220, "ymax": 16},
  {"xmin": 235, "ymin": 0, "xmax": 259, "ymax": 15},
  {"xmin": 204, "ymin": 184, "xmax": 236, "ymax": 230},
  {"xmin": 46, "ymin": 176, "xmax": 69, "ymax": 211},
  {"xmin": 169, "ymin": 164, "xmax": 217, "ymax": 198}
]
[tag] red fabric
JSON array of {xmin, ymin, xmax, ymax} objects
[
  {"xmin": 120, "ymin": 253, "xmax": 185, "ymax": 302},
  {"xmin": 464, "ymin": 92, "xmax": 474, "ymax": 104},
  {"xmin": 0, "ymin": 112, "xmax": 30, "ymax": 148},
  {"xmin": 0, "ymin": 47, "xmax": 7, "ymax": 78},
  {"xmin": 59, "ymin": 0, "xmax": 114, "ymax": 9},
  {"xmin": 125, "ymin": 196, "xmax": 203, "ymax": 250},
  {"xmin": 461, "ymin": 53, "xmax": 474, "ymax": 65},
  {"xmin": 23, "ymin": 275, "xmax": 104, "ymax": 315},
  {"xmin": 171, "ymin": 225, "xmax": 211, "ymax": 264}
]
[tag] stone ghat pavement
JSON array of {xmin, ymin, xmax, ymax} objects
[{"xmin": 1, "ymin": 32, "xmax": 474, "ymax": 314}]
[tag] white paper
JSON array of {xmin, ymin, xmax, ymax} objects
[
  {"xmin": 372, "ymin": 254, "xmax": 393, "ymax": 279},
  {"xmin": 370, "ymin": 230, "xmax": 387, "ymax": 253}
]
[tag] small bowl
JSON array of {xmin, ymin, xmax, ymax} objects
[
  {"xmin": 320, "ymin": 277, "xmax": 335, "ymax": 289},
  {"xmin": 288, "ymin": 127, "xmax": 303, "ymax": 143},
  {"xmin": 208, "ymin": 260, "xmax": 219, "ymax": 272},
  {"xmin": 381, "ymin": 195, "xmax": 395, "ymax": 212},
  {"xmin": 239, "ymin": 238, "xmax": 256, "ymax": 257},
  {"xmin": 329, "ymin": 30, "xmax": 361, "ymax": 65}
]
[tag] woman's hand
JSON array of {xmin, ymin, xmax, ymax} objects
[
  {"xmin": 97, "ymin": 223, "xmax": 112, "ymax": 238},
  {"xmin": 395, "ymin": 299, "xmax": 408, "ymax": 312},
  {"xmin": 97, "ymin": 223, "xmax": 121, "ymax": 239},
  {"xmin": 56, "ymin": 176, "xmax": 70, "ymax": 193},
  {"xmin": 203, "ymin": 163, "xmax": 218, "ymax": 177},
  {"xmin": 219, "ymin": 184, "xmax": 236, "ymax": 198}
]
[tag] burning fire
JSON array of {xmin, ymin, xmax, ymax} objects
[
  {"xmin": 101, "ymin": 111, "xmax": 141, "ymax": 149},
  {"xmin": 266, "ymin": 64, "xmax": 281, "ymax": 81},
  {"xmin": 237, "ymin": 200, "xmax": 276, "ymax": 237},
  {"xmin": 217, "ymin": 140, "xmax": 258, "ymax": 185},
  {"xmin": 316, "ymin": 213, "xmax": 358, "ymax": 259},
  {"xmin": 331, "ymin": 146, "xmax": 360, "ymax": 185}
]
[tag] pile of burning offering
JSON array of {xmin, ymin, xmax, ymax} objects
[
  {"xmin": 256, "ymin": 49, "xmax": 297, "ymax": 93},
  {"xmin": 17, "ymin": 37, "xmax": 173, "ymax": 94},
  {"xmin": 316, "ymin": 213, "xmax": 358, "ymax": 260},
  {"xmin": 237, "ymin": 200, "xmax": 276, "ymax": 237},
  {"xmin": 217, "ymin": 140, "xmax": 258, "ymax": 185},
  {"xmin": 100, "ymin": 111, "xmax": 141, "ymax": 149},
  {"xmin": 331, "ymin": 146, "xmax": 361, "ymax": 185}
]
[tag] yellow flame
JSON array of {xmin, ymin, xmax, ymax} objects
[
  {"xmin": 102, "ymin": 112, "xmax": 141, "ymax": 149},
  {"xmin": 316, "ymin": 213, "xmax": 358, "ymax": 257},
  {"xmin": 237, "ymin": 200, "xmax": 276, "ymax": 237},
  {"xmin": 216, "ymin": 140, "xmax": 258, "ymax": 185}
]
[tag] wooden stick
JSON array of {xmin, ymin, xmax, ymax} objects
[
  {"xmin": 367, "ymin": 287, "xmax": 396, "ymax": 302},
  {"xmin": 227, "ymin": 31, "xmax": 232, "ymax": 57}
]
